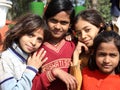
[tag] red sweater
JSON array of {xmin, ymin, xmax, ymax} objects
[
  {"xmin": 82, "ymin": 67, "xmax": 120, "ymax": 90},
  {"xmin": 32, "ymin": 40, "xmax": 75, "ymax": 90}
]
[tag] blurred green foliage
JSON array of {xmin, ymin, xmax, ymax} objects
[{"xmin": 8, "ymin": 0, "xmax": 112, "ymax": 22}]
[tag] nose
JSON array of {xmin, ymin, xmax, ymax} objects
[
  {"xmin": 103, "ymin": 56, "xmax": 110, "ymax": 63},
  {"xmin": 31, "ymin": 38, "xmax": 37, "ymax": 46},
  {"xmin": 81, "ymin": 31, "xmax": 86, "ymax": 39},
  {"xmin": 54, "ymin": 23, "xmax": 61, "ymax": 29}
]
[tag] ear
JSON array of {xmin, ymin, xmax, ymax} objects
[{"xmin": 69, "ymin": 24, "xmax": 72, "ymax": 28}]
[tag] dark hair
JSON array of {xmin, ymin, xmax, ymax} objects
[
  {"xmin": 3, "ymin": 13, "xmax": 48, "ymax": 50},
  {"xmin": 73, "ymin": 9, "xmax": 105, "ymax": 32},
  {"xmin": 44, "ymin": 0, "xmax": 75, "ymax": 24},
  {"xmin": 88, "ymin": 31, "xmax": 120, "ymax": 74}
]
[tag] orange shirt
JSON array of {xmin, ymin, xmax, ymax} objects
[{"xmin": 82, "ymin": 67, "xmax": 120, "ymax": 90}]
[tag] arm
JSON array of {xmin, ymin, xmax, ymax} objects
[
  {"xmin": 32, "ymin": 68, "xmax": 78, "ymax": 90},
  {"xmin": 70, "ymin": 61, "xmax": 82, "ymax": 90},
  {"xmin": 69, "ymin": 41, "xmax": 88, "ymax": 90},
  {"xmin": 72, "ymin": 41, "xmax": 88, "ymax": 66}
]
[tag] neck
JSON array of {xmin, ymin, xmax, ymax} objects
[{"xmin": 48, "ymin": 37, "xmax": 64, "ymax": 45}]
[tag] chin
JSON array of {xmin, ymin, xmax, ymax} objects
[{"xmin": 86, "ymin": 43, "xmax": 92, "ymax": 47}]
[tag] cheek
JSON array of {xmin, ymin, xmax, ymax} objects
[
  {"xmin": 63, "ymin": 28, "xmax": 69, "ymax": 33},
  {"xmin": 95, "ymin": 57, "xmax": 102, "ymax": 66},
  {"xmin": 90, "ymin": 31, "xmax": 97, "ymax": 39},
  {"xmin": 114, "ymin": 57, "xmax": 120, "ymax": 66},
  {"xmin": 48, "ymin": 22, "xmax": 54, "ymax": 30},
  {"xmin": 36, "ymin": 42, "xmax": 42, "ymax": 49}
]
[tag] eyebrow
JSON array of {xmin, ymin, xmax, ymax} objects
[
  {"xmin": 82, "ymin": 26, "xmax": 90, "ymax": 30},
  {"xmin": 49, "ymin": 18, "xmax": 70, "ymax": 23},
  {"xmin": 75, "ymin": 26, "xmax": 89, "ymax": 31}
]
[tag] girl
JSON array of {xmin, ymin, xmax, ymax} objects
[
  {"xmin": 82, "ymin": 30, "xmax": 120, "ymax": 90},
  {"xmin": 0, "ymin": 13, "xmax": 48, "ymax": 90},
  {"xmin": 70, "ymin": 9, "xmax": 106, "ymax": 90},
  {"xmin": 72, "ymin": 9, "xmax": 106, "ymax": 67},
  {"xmin": 32, "ymin": 0, "xmax": 78, "ymax": 90}
]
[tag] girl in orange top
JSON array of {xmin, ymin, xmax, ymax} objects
[{"xmin": 82, "ymin": 30, "xmax": 120, "ymax": 90}]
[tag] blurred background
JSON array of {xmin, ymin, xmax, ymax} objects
[{"xmin": 7, "ymin": 0, "xmax": 111, "ymax": 22}]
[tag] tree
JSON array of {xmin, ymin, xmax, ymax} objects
[{"xmin": 84, "ymin": 0, "xmax": 111, "ymax": 22}]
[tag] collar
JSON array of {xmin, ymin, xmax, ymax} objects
[{"xmin": 9, "ymin": 43, "xmax": 28, "ymax": 63}]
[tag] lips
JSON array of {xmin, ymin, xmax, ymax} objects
[
  {"xmin": 83, "ymin": 40, "xmax": 90, "ymax": 44},
  {"xmin": 53, "ymin": 30, "xmax": 62, "ymax": 34},
  {"xmin": 102, "ymin": 64, "xmax": 112, "ymax": 69},
  {"xmin": 26, "ymin": 45, "xmax": 35, "ymax": 51}
]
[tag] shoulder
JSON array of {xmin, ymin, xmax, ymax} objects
[
  {"xmin": 65, "ymin": 40, "xmax": 75, "ymax": 48},
  {"xmin": 82, "ymin": 67, "xmax": 98, "ymax": 77},
  {"xmin": 82, "ymin": 67, "xmax": 89, "ymax": 74},
  {"xmin": 0, "ymin": 49, "xmax": 19, "ymax": 64}
]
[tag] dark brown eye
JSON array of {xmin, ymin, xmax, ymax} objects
[
  {"xmin": 48, "ymin": 19, "xmax": 58, "ymax": 24},
  {"xmin": 60, "ymin": 21, "xmax": 69, "ymax": 25}
]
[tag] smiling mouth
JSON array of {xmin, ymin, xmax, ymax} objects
[
  {"xmin": 83, "ymin": 40, "xmax": 90, "ymax": 44},
  {"xmin": 27, "ymin": 45, "xmax": 35, "ymax": 51},
  {"xmin": 103, "ymin": 65, "xmax": 112, "ymax": 69}
]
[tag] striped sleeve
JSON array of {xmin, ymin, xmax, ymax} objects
[{"xmin": 0, "ymin": 59, "xmax": 38, "ymax": 90}]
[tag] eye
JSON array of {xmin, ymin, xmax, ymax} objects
[
  {"xmin": 110, "ymin": 53, "xmax": 117, "ymax": 57},
  {"xmin": 97, "ymin": 52, "xmax": 106, "ymax": 57},
  {"xmin": 60, "ymin": 21, "xmax": 69, "ymax": 25},
  {"xmin": 85, "ymin": 28, "xmax": 90, "ymax": 33},
  {"xmin": 48, "ymin": 19, "xmax": 58, "ymax": 24},
  {"xmin": 37, "ymin": 38, "xmax": 43, "ymax": 43},
  {"xmin": 27, "ymin": 33, "xmax": 34, "ymax": 37}
]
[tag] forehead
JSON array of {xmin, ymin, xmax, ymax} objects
[
  {"xmin": 97, "ymin": 42, "xmax": 118, "ymax": 52},
  {"xmin": 75, "ymin": 19, "xmax": 92, "ymax": 28},
  {"xmin": 51, "ymin": 11, "xmax": 70, "ymax": 21},
  {"xmin": 33, "ymin": 28, "xmax": 44, "ymax": 37}
]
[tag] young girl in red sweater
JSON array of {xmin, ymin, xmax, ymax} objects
[
  {"xmin": 82, "ymin": 30, "xmax": 120, "ymax": 90},
  {"xmin": 32, "ymin": 0, "xmax": 78, "ymax": 90}
]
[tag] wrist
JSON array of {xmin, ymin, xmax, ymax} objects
[{"xmin": 46, "ymin": 70, "xmax": 56, "ymax": 82}]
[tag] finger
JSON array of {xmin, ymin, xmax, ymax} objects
[
  {"xmin": 66, "ymin": 83, "xmax": 70, "ymax": 90},
  {"xmin": 39, "ymin": 50, "xmax": 46, "ymax": 60},
  {"xmin": 32, "ymin": 51, "xmax": 37, "ymax": 58},
  {"xmin": 83, "ymin": 45, "xmax": 89, "ymax": 52},
  {"xmin": 67, "ymin": 77, "xmax": 76, "ymax": 90},
  {"xmin": 71, "ymin": 79, "xmax": 78, "ymax": 90},
  {"xmin": 37, "ymin": 48, "xmax": 44, "ymax": 57},
  {"xmin": 41, "ymin": 57, "xmax": 48, "ymax": 64},
  {"xmin": 78, "ymin": 41, "xmax": 89, "ymax": 53}
]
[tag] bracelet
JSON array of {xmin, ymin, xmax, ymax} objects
[{"xmin": 47, "ymin": 70, "xmax": 56, "ymax": 82}]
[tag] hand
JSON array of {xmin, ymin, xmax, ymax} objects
[
  {"xmin": 52, "ymin": 68, "xmax": 78, "ymax": 90},
  {"xmin": 27, "ymin": 48, "xmax": 48, "ymax": 69},
  {"xmin": 65, "ymin": 34, "xmax": 72, "ymax": 41},
  {"xmin": 73, "ymin": 41, "xmax": 88, "ymax": 65}
]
